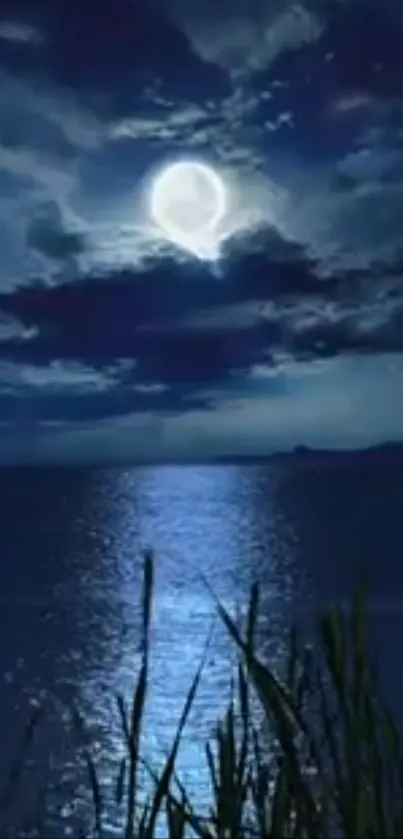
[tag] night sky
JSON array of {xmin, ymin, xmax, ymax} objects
[{"xmin": 0, "ymin": 0, "xmax": 403, "ymax": 463}]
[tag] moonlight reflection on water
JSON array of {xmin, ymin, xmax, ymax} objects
[
  {"xmin": 78, "ymin": 465, "xmax": 301, "ymax": 834},
  {"xmin": 0, "ymin": 465, "xmax": 304, "ymax": 836}
]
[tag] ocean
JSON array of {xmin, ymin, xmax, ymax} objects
[{"xmin": 1, "ymin": 453, "xmax": 403, "ymax": 835}]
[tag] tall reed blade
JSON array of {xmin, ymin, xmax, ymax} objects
[{"xmin": 115, "ymin": 550, "xmax": 154, "ymax": 838}]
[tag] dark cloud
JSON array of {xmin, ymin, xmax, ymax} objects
[
  {"xmin": 0, "ymin": 226, "xmax": 402, "ymax": 422},
  {"xmin": 0, "ymin": 103, "xmax": 78, "ymax": 162},
  {"xmin": 26, "ymin": 202, "xmax": 85, "ymax": 263},
  {"xmin": 249, "ymin": 1, "xmax": 403, "ymax": 159},
  {"xmin": 0, "ymin": 0, "xmax": 231, "ymax": 117}
]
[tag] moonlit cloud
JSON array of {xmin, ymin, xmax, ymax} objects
[
  {"xmin": 164, "ymin": 0, "xmax": 323, "ymax": 72},
  {"xmin": 0, "ymin": 19, "xmax": 44, "ymax": 44}
]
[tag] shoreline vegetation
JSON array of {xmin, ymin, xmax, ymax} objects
[{"xmin": 2, "ymin": 551, "xmax": 403, "ymax": 838}]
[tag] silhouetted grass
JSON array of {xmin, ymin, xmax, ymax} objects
[{"xmin": 2, "ymin": 551, "xmax": 403, "ymax": 837}]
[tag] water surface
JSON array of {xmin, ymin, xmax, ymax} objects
[{"xmin": 1, "ymin": 457, "xmax": 403, "ymax": 834}]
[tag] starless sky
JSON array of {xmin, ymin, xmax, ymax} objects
[{"xmin": 0, "ymin": 0, "xmax": 402, "ymax": 462}]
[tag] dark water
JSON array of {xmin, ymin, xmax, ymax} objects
[{"xmin": 0, "ymin": 456, "xmax": 403, "ymax": 835}]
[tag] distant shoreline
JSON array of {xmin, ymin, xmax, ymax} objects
[{"xmin": 1, "ymin": 442, "xmax": 403, "ymax": 469}]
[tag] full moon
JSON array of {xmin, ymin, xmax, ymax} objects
[{"xmin": 149, "ymin": 160, "xmax": 227, "ymax": 256}]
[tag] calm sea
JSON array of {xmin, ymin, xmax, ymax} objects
[{"xmin": 1, "ymin": 454, "xmax": 403, "ymax": 835}]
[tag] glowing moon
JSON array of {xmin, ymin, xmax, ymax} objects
[{"xmin": 149, "ymin": 160, "xmax": 227, "ymax": 254}]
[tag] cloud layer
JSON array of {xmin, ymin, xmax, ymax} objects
[{"xmin": 0, "ymin": 0, "xmax": 402, "ymax": 460}]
